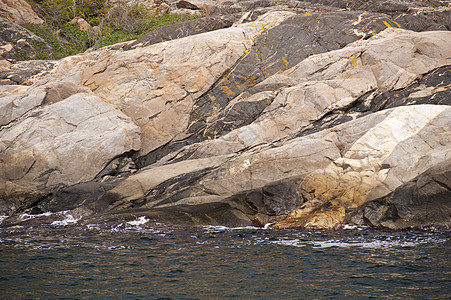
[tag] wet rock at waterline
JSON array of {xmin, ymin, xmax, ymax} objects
[
  {"xmin": 347, "ymin": 159, "xmax": 451, "ymax": 229},
  {"xmin": 0, "ymin": 5, "xmax": 450, "ymax": 230},
  {"xmin": 0, "ymin": 92, "xmax": 141, "ymax": 212}
]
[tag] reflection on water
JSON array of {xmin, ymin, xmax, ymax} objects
[{"xmin": 0, "ymin": 221, "xmax": 450, "ymax": 299}]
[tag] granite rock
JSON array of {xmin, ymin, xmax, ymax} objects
[
  {"xmin": 347, "ymin": 159, "xmax": 451, "ymax": 229},
  {"xmin": 0, "ymin": 4, "xmax": 449, "ymax": 229},
  {"xmin": 0, "ymin": 0, "xmax": 43, "ymax": 25}
]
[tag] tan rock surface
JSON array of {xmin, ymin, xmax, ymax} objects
[
  {"xmin": 0, "ymin": 0, "xmax": 43, "ymax": 25},
  {"xmin": 47, "ymin": 11, "xmax": 295, "ymax": 156}
]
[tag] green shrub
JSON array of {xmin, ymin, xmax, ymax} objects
[
  {"xmin": 22, "ymin": 1, "xmax": 200, "ymax": 60},
  {"xmin": 34, "ymin": 0, "xmax": 109, "ymax": 27}
]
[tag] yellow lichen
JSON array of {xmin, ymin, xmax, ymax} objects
[
  {"xmin": 383, "ymin": 20, "xmax": 393, "ymax": 28},
  {"xmin": 282, "ymin": 56, "xmax": 289, "ymax": 69},
  {"xmin": 219, "ymin": 85, "xmax": 236, "ymax": 99}
]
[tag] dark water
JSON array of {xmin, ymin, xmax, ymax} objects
[{"xmin": 1, "ymin": 216, "xmax": 450, "ymax": 299}]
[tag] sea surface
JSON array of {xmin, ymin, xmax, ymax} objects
[{"xmin": 0, "ymin": 215, "xmax": 450, "ymax": 299}]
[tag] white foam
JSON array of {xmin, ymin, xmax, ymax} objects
[
  {"xmin": 271, "ymin": 239, "xmax": 307, "ymax": 247},
  {"xmin": 269, "ymin": 237, "xmax": 436, "ymax": 249},
  {"xmin": 20, "ymin": 212, "xmax": 53, "ymax": 221},
  {"xmin": 126, "ymin": 216, "xmax": 149, "ymax": 226},
  {"xmin": 263, "ymin": 222, "xmax": 275, "ymax": 230},
  {"xmin": 0, "ymin": 215, "xmax": 8, "ymax": 224},
  {"xmin": 86, "ymin": 224, "xmax": 100, "ymax": 230},
  {"xmin": 202, "ymin": 224, "xmax": 273, "ymax": 233},
  {"xmin": 342, "ymin": 224, "xmax": 367, "ymax": 230},
  {"xmin": 51, "ymin": 214, "xmax": 79, "ymax": 226},
  {"xmin": 310, "ymin": 239, "xmax": 430, "ymax": 248}
]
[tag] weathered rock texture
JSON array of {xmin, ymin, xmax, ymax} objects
[
  {"xmin": 348, "ymin": 159, "xmax": 451, "ymax": 229},
  {"xmin": 0, "ymin": 17, "xmax": 52, "ymax": 62},
  {"xmin": 0, "ymin": 92, "xmax": 140, "ymax": 212},
  {"xmin": 0, "ymin": 0, "xmax": 43, "ymax": 25},
  {"xmin": 0, "ymin": 2, "xmax": 450, "ymax": 230},
  {"xmin": 0, "ymin": 60, "xmax": 56, "ymax": 85},
  {"xmin": 124, "ymin": 17, "xmax": 234, "ymax": 50}
]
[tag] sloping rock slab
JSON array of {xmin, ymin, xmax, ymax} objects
[
  {"xmin": 124, "ymin": 16, "xmax": 234, "ymax": 51},
  {"xmin": 0, "ymin": 92, "xmax": 141, "ymax": 213},
  {"xmin": 347, "ymin": 159, "xmax": 451, "ymax": 229},
  {"xmin": 136, "ymin": 10, "xmax": 448, "ymax": 167},
  {"xmin": 93, "ymin": 105, "xmax": 450, "ymax": 227}
]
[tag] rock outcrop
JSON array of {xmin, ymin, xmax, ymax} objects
[
  {"xmin": 347, "ymin": 159, "xmax": 451, "ymax": 229},
  {"xmin": 0, "ymin": 2, "xmax": 450, "ymax": 230},
  {"xmin": 0, "ymin": 0, "xmax": 43, "ymax": 25},
  {"xmin": 124, "ymin": 16, "xmax": 234, "ymax": 50},
  {"xmin": 0, "ymin": 92, "xmax": 141, "ymax": 212},
  {"xmin": 0, "ymin": 17, "xmax": 52, "ymax": 62}
]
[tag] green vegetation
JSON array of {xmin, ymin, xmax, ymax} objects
[{"xmin": 20, "ymin": 0, "xmax": 198, "ymax": 60}]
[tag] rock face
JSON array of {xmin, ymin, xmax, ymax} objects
[
  {"xmin": 0, "ymin": 2, "xmax": 450, "ymax": 230},
  {"xmin": 0, "ymin": 17, "xmax": 52, "ymax": 62},
  {"xmin": 347, "ymin": 159, "xmax": 451, "ymax": 229},
  {"xmin": 0, "ymin": 0, "xmax": 43, "ymax": 25},
  {"xmin": 0, "ymin": 92, "xmax": 141, "ymax": 213},
  {"xmin": 124, "ymin": 17, "xmax": 234, "ymax": 50},
  {"xmin": 51, "ymin": 11, "xmax": 295, "ymax": 158},
  {"xmin": 0, "ymin": 60, "xmax": 56, "ymax": 85}
]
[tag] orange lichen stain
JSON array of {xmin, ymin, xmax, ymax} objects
[
  {"xmin": 255, "ymin": 52, "xmax": 261, "ymax": 61},
  {"xmin": 259, "ymin": 64, "xmax": 266, "ymax": 77},
  {"xmin": 304, "ymin": 13, "xmax": 312, "ymax": 16},
  {"xmin": 383, "ymin": 20, "xmax": 393, "ymax": 28},
  {"xmin": 392, "ymin": 20, "xmax": 401, "ymax": 28},
  {"xmin": 232, "ymin": 106, "xmax": 243, "ymax": 113},
  {"xmin": 233, "ymin": 74, "xmax": 258, "ymax": 85},
  {"xmin": 352, "ymin": 59, "xmax": 358, "ymax": 67},
  {"xmin": 219, "ymin": 85, "xmax": 236, "ymax": 99},
  {"xmin": 282, "ymin": 57, "xmax": 289, "ymax": 69}
]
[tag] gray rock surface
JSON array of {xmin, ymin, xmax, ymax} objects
[
  {"xmin": 124, "ymin": 17, "xmax": 234, "ymax": 50},
  {"xmin": 348, "ymin": 159, "xmax": 451, "ymax": 229},
  {"xmin": 0, "ymin": 92, "xmax": 141, "ymax": 213},
  {"xmin": 0, "ymin": 2, "xmax": 450, "ymax": 229}
]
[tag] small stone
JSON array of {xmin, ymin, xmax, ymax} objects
[{"xmin": 176, "ymin": 0, "xmax": 200, "ymax": 10}]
